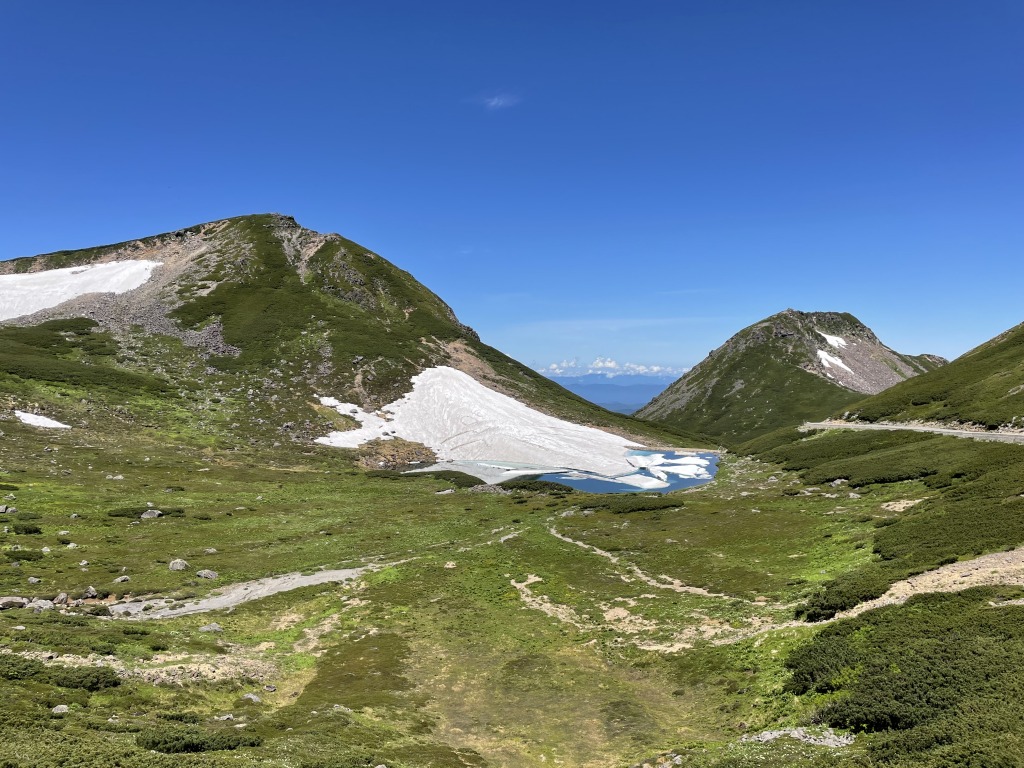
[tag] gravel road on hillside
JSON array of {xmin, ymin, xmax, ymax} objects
[{"xmin": 801, "ymin": 420, "xmax": 1024, "ymax": 444}]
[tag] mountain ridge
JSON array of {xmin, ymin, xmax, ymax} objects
[{"xmin": 637, "ymin": 308, "xmax": 946, "ymax": 444}]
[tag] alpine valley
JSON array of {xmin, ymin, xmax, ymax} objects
[{"xmin": 2, "ymin": 214, "xmax": 1024, "ymax": 768}]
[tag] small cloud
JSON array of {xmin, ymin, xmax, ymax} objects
[
  {"xmin": 480, "ymin": 93, "xmax": 521, "ymax": 110},
  {"xmin": 537, "ymin": 358, "xmax": 688, "ymax": 378}
]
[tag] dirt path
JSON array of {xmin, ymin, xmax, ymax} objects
[
  {"xmin": 801, "ymin": 420, "xmax": 1024, "ymax": 444},
  {"xmin": 110, "ymin": 566, "xmax": 373, "ymax": 619},
  {"xmin": 837, "ymin": 547, "xmax": 1024, "ymax": 619}
]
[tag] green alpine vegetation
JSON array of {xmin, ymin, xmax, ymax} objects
[
  {"xmin": 637, "ymin": 309, "xmax": 944, "ymax": 446},
  {"xmin": 2, "ymin": 214, "xmax": 1024, "ymax": 768}
]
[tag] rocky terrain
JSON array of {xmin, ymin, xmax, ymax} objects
[{"xmin": 638, "ymin": 309, "xmax": 945, "ymax": 444}]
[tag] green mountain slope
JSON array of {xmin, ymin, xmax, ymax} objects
[
  {"xmin": 637, "ymin": 309, "xmax": 945, "ymax": 445},
  {"xmin": 841, "ymin": 320, "xmax": 1024, "ymax": 429},
  {"xmin": 0, "ymin": 213, "xmax": 698, "ymax": 449}
]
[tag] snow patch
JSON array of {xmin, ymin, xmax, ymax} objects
[
  {"xmin": 317, "ymin": 368, "xmax": 717, "ymax": 491},
  {"xmin": 0, "ymin": 260, "xmax": 162, "ymax": 321},
  {"xmin": 15, "ymin": 411, "xmax": 71, "ymax": 429},
  {"xmin": 817, "ymin": 350, "xmax": 854, "ymax": 374},
  {"xmin": 317, "ymin": 367, "xmax": 644, "ymax": 477},
  {"xmin": 817, "ymin": 331, "xmax": 848, "ymax": 349}
]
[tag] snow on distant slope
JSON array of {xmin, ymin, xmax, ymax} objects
[
  {"xmin": 817, "ymin": 349, "xmax": 854, "ymax": 373},
  {"xmin": 0, "ymin": 260, "xmax": 162, "ymax": 321},
  {"xmin": 817, "ymin": 331, "xmax": 848, "ymax": 349},
  {"xmin": 14, "ymin": 411, "xmax": 71, "ymax": 429},
  {"xmin": 317, "ymin": 366, "xmax": 645, "ymax": 477}
]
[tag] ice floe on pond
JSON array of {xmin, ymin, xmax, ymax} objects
[
  {"xmin": 14, "ymin": 411, "xmax": 71, "ymax": 429},
  {"xmin": 316, "ymin": 366, "xmax": 717, "ymax": 492},
  {"xmin": 0, "ymin": 260, "xmax": 162, "ymax": 321}
]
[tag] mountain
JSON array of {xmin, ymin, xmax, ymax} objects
[
  {"xmin": 0, "ymin": 214, "xmax": 700, "ymax": 483},
  {"xmin": 637, "ymin": 309, "xmax": 946, "ymax": 444},
  {"xmin": 840, "ymin": 319, "xmax": 1024, "ymax": 429},
  {"xmin": 547, "ymin": 373, "xmax": 676, "ymax": 414}
]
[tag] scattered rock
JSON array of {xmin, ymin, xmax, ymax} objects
[
  {"xmin": 28, "ymin": 599, "xmax": 53, "ymax": 612},
  {"xmin": 79, "ymin": 560, "xmax": 88, "ymax": 566},
  {"xmin": 0, "ymin": 596, "xmax": 28, "ymax": 610},
  {"xmin": 113, "ymin": 575, "xmax": 131, "ymax": 583},
  {"xmin": 169, "ymin": 559, "xmax": 190, "ymax": 571},
  {"xmin": 51, "ymin": 705, "xmax": 69, "ymax": 715},
  {"xmin": 54, "ymin": 592, "xmax": 68, "ymax": 605},
  {"xmin": 83, "ymin": 586, "xmax": 98, "ymax": 599},
  {"xmin": 263, "ymin": 684, "xmax": 277, "ymax": 692},
  {"xmin": 65, "ymin": 542, "xmax": 78, "ymax": 549},
  {"xmin": 27, "ymin": 577, "xmax": 41, "ymax": 584},
  {"xmin": 196, "ymin": 569, "xmax": 218, "ymax": 580},
  {"xmin": 198, "ymin": 622, "xmax": 223, "ymax": 633},
  {"xmin": 242, "ymin": 693, "xmax": 261, "ymax": 703},
  {"xmin": 203, "ymin": 548, "xmax": 218, "ymax": 554},
  {"xmin": 214, "ymin": 714, "xmax": 234, "ymax": 721},
  {"xmin": 141, "ymin": 509, "xmax": 162, "ymax": 519}
]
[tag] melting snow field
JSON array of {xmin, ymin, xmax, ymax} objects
[
  {"xmin": 817, "ymin": 331, "xmax": 848, "ymax": 349},
  {"xmin": 14, "ymin": 411, "xmax": 71, "ymax": 429},
  {"xmin": 0, "ymin": 260, "xmax": 162, "ymax": 321},
  {"xmin": 816, "ymin": 349, "xmax": 854, "ymax": 373},
  {"xmin": 317, "ymin": 366, "xmax": 715, "ymax": 491}
]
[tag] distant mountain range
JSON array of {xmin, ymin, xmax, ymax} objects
[
  {"xmin": 637, "ymin": 309, "xmax": 946, "ymax": 445},
  {"xmin": 546, "ymin": 373, "xmax": 677, "ymax": 414}
]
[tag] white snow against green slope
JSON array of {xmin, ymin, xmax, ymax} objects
[
  {"xmin": 317, "ymin": 367, "xmax": 644, "ymax": 476},
  {"xmin": 0, "ymin": 261, "xmax": 161, "ymax": 321}
]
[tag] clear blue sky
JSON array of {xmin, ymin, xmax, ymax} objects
[{"xmin": 2, "ymin": 1, "xmax": 1021, "ymax": 372}]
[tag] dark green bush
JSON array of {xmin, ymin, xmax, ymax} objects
[{"xmin": 136, "ymin": 727, "xmax": 262, "ymax": 753}]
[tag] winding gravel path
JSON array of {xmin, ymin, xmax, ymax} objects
[
  {"xmin": 110, "ymin": 566, "xmax": 373, "ymax": 619},
  {"xmin": 801, "ymin": 420, "xmax": 1024, "ymax": 444}
]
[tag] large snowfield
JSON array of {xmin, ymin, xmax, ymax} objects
[
  {"xmin": 0, "ymin": 260, "xmax": 162, "ymax": 321},
  {"xmin": 317, "ymin": 366, "xmax": 712, "ymax": 489}
]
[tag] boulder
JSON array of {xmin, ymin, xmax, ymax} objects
[
  {"xmin": 51, "ymin": 705, "xmax": 69, "ymax": 715},
  {"xmin": 53, "ymin": 592, "xmax": 68, "ymax": 605},
  {"xmin": 196, "ymin": 569, "xmax": 218, "ymax": 580},
  {"xmin": 0, "ymin": 596, "xmax": 28, "ymax": 610},
  {"xmin": 203, "ymin": 548, "xmax": 218, "ymax": 554},
  {"xmin": 198, "ymin": 622, "xmax": 223, "ymax": 633},
  {"xmin": 242, "ymin": 693, "xmax": 261, "ymax": 704},
  {"xmin": 168, "ymin": 559, "xmax": 189, "ymax": 571},
  {"xmin": 113, "ymin": 575, "xmax": 130, "ymax": 584},
  {"xmin": 0, "ymin": 505, "xmax": 7, "ymax": 514},
  {"xmin": 27, "ymin": 577, "xmax": 41, "ymax": 584},
  {"xmin": 83, "ymin": 586, "xmax": 98, "ymax": 599},
  {"xmin": 141, "ymin": 509, "xmax": 162, "ymax": 519},
  {"xmin": 28, "ymin": 599, "xmax": 54, "ymax": 612}
]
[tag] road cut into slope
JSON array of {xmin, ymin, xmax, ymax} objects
[
  {"xmin": 802, "ymin": 420, "xmax": 1024, "ymax": 444},
  {"xmin": 0, "ymin": 260, "xmax": 162, "ymax": 321}
]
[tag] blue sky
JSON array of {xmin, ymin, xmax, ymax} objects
[{"xmin": 2, "ymin": 1, "xmax": 1021, "ymax": 373}]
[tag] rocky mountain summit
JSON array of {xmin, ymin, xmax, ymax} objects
[{"xmin": 638, "ymin": 309, "xmax": 946, "ymax": 444}]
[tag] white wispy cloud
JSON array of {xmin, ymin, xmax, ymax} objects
[
  {"xmin": 480, "ymin": 93, "xmax": 521, "ymax": 110},
  {"xmin": 541, "ymin": 357, "xmax": 689, "ymax": 378}
]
